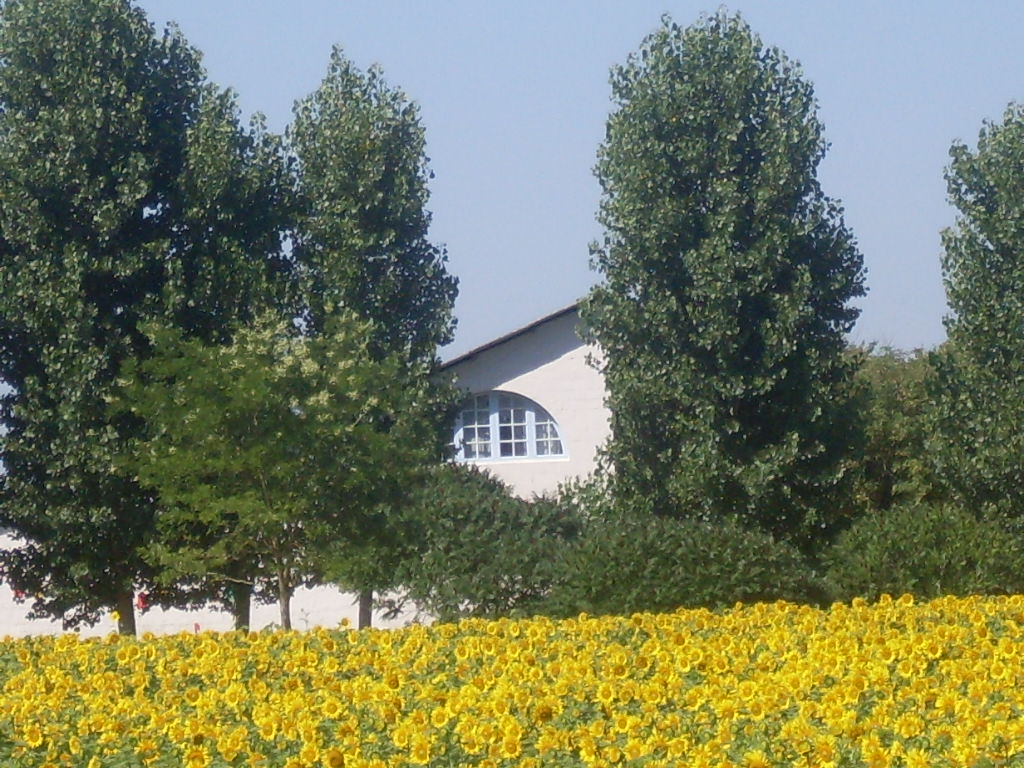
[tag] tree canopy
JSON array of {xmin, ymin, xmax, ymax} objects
[
  {"xmin": 932, "ymin": 103, "xmax": 1024, "ymax": 519},
  {"xmin": 583, "ymin": 13, "xmax": 865, "ymax": 547},
  {"xmin": 290, "ymin": 47, "xmax": 457, "ymax": 364},
  {"xmin": 0, "ymin": 0, "xmax": 290, "ymax": 633}
]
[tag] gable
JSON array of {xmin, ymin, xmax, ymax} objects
[{"xmin": 442, "ymin": 306, "xmax": 609, "ymax": 498}]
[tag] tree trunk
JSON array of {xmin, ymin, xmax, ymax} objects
[
  {"xmin": 116, "ymin": 590, "xmax": 137, "ymax": 636},
  {"xmin": 277, "ymin": 569, "xmax": 292, "ymax": 630},
  {"xmin": 230, "ymin": 582, "xmax": 251, "ymax": 631},
  {"xmin": 358, "ymin": 589, "xmax": 372, "ymax": 629}
]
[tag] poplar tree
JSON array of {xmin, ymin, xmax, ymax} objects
[
  {"xmin": 0, "ymin": 0, "xmax": 289, "ymax": 633},
  {"xmin": 289, "ymin": 49, "xmax": 458, "ymax": 624},
  {"xmin": 933, "ymin": 104, "xmax": 1024, "ymax": 519},
  {"xmin": 583, "ymin": 13, "xmax": 865, "ymax": 547}
]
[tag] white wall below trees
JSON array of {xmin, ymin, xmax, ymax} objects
[{"xmin": 0, "ymin": 533, "xmax": 416, "ymax": 637}]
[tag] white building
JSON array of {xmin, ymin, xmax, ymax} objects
[{"xmin": 442, "ymin": 303, "xmax": 610, "ymax": 498}]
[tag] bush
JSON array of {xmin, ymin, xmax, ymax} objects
[
  {"xmin": 824, "ymin": 502, "xmax": 1024, "ymax": 601},
  {"xmin": 393, "ymin": 464, "xmax": 581, "ymax": 622},
  {"xmin": 538, "ymin": 504, "xmax": 831, "ymax": 618}
]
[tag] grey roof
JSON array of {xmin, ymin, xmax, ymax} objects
[{"xmin": 439, "ymin": 302, "xmax": 580, "ymax": 370}]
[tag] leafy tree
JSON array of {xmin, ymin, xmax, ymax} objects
[
  {"xmin": 389, "ymin": 464, "xmax": 581, "ymax": 623},
  {"xmin": 932, "ymin": 104, "xmax": 1024, "ymax": 517},
  {"xmin": 582, "ymin": 13, "xmax": 865, "ymax": 548},
  {"xmin": 849, "ymin": 345, "xmax": 938, "ymax": 513},
  {"xmin": 288, "ymin": 49, "xmax": 458, "ymax": 622},
  {"xmin": 0, "ymin": 0, "xmax": 289, "ymax": 633},
  {"xmin": 289, "ymin": 48, "xmax": 457, "ymax": 363},
  {"xmin": 112, "ymin": 313, "xmax": 434, "ymax": 630}
]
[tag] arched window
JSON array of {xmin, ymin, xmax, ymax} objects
[{"xmin": 454, "ymin": 392, "xmax": 565, "ymax": 461}]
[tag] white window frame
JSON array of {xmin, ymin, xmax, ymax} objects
[{"xmin": 454, "ymin": 391, "xmax": 567, "ymax": 462}]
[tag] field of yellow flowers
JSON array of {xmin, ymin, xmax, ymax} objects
[{"xmin": 0, "ymin": 594, "xmax": 1022, "ymax": 767}]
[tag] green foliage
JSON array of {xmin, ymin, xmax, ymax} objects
[
  {"xmin": 287, "ymin": 51, "xmax": 459, "ymax": 613},
  {"xmin": 289, "ymin": 47, "xmax": 457, "ymax": 363},
  {"xmin": 112, "ymin": 312, "xmax": 435, "ymax": 629},
  {"xmin": 0, "ymin": 0, "xmax": 289, "ymax": 632},
  {"xmin": 848, "ymin": 345, "xmax": 939, "ymax": 512},
  {"xmin": 540, "ymin": 495, "xmax": 830, "ymax": 618},
  {"xmin": 824, "ymin": 503, "xmax": 1024, "ymax": 601},
  {"xmin": 393, "ymin": 464, "xmax": 581, "ymax": 623},
  {"xmin": 0, "ymin": 4, "xmax": 455, "ymax": 632},
  {"xmin": 933, "ymin": 103, "xmax": 1024, "ymax": 517},
  {"xmin": 582, "ymin": 12, "xmax": 865, "ymax": 549}
]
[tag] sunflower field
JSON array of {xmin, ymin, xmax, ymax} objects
[{"xmin": 1, "ymin": 594, "xmax": 1022, "ymax": 767}]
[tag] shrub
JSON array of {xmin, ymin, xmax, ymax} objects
[
  {"xmin": 394, "ymin": 464, "xmax": 581, "ymax": 622},
  {"xmin": 824, "ymin": 502, "xmax": 1024, "ymax": 601},
  {"xmin": 539, "ymin": 504, "xmax": 831, "ymax": 618}
]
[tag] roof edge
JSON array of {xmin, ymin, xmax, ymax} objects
[{"xmin": 439, "ymin": 301, "xmax": 580, "ymax": 370}]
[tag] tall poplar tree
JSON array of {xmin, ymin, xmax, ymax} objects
[
  {"xmin": 0, "ymin": 0, "xmax": 290, "ymax": 633},
  {"xmin": 933, "ymin": 103, "xmax": 1024, "ymax": 519},
  {"xmin": 583, "ymin": 13, "xmax": 865, "ymax": 547},
  {"xmin": 289, "ymin": 49, "xmax": 458, "ymax": 624},
  {"xmin": 290, "ymin": 48, "xmax": 457, "ymax": 363}
]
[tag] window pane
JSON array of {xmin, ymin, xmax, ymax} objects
[{"xmin": 457, "ymin": 392, "xmax": 565, "ymax": 463}]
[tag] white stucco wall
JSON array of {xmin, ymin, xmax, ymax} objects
[
  {"xmin": 445, "ymin": 309, "xmax": 610, "ymax": 498},
  {"xmin": 0, "ymin": 532, "xmax": 418, "ymax": 637}
]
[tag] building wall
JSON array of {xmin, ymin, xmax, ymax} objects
[
  {"xmin": 0, "ymin": 533, "xmax": 419, "ymax": 637},
  {"xmin": 446, "ymin": 310, "xmax": 610, "ymax": 498}
]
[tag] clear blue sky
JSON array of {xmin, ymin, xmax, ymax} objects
[{"xmin": 137, "ymin": 1, "xmax": 1024, "ymax": 357}]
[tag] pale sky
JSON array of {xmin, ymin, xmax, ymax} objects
[{"xmin": 137, "ymin": 1, "xmax": 1024, "ymax": 358}]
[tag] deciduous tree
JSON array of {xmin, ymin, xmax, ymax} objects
[
  {"xmin": 0, "ymin": 0, "xmax": 289, "ymax": 632},
  {"xmin": 933, "ymin": 104, "xmax": 1024, "ymax": 518},
  {"xmin": 583, "ymin": 13, "xmax": 865, "ymax": 548},
  {"xmin": 289, "ymin": 49, "xmax": 458, "ymax": 622},
  {"xmin": 113, "ymin": 313, "xmax": 435, "ymax": 630}
]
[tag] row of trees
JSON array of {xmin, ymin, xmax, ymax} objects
[
  {"xmin": 2, "ymin": 2, "xmax": 1023, "ymax": 631},
  {"xmin": 0, "ymin": 0, "xmax": 456, "ymax": 633},
  {"xmin": 583, "ymin": 11, "xmax": 1024, "ymax": 555},
  {"xmin": 400, "ymin": 13, "xmax": 1024, "ymax": 621}
]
